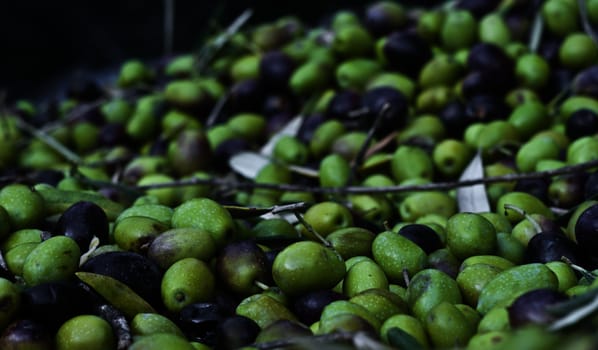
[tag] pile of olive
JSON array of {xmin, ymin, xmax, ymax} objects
[{"xmin": 1, "ymin": 0, "xmax": 598, "ymax": 349}]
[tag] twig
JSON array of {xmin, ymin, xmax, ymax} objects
[
  {"xmin": 350, "ymin": 103, "xmax": 391, "ymax": 183},
  {"xmin": 528, "ymin": 10, "xmax": 544, "ymax": 53},
  {"xmin": 135, "ymin": 158, "xmax": 598, "ymax": 194},
  {"xmin": 15, "ymin": 119, "xmax": 83, "ymax": 165}
]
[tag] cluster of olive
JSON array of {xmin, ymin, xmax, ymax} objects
[{"xmin": 1, "ymin": 0, "xmax": 598, "ymax": 349}]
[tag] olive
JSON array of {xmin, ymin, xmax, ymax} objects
[
  {"xmin": 176, "ymin": 302, "xmax": 226, "ymax": 345},
  {"xmin": 465, "ymin": 94, "xmax": 510, "ymax": 122},
  {"xmin": 572, "ymin": 65, "xmax": 598, "ymax": 98},
  {"xmin": 565, "ymin": 108, "xmax": 598, "ymax": 140},
  {"xmin": 455, "ymin": 0, "xmax": 501, "ymax": 18},
  {"xmin": 0, "ymin": 319, "xmax": 53, "ymax": 349},
  {"xmin": 524, "ymin": 232, "xmax": 585, "ymax": 267},
  {"xmin": 439, "ymin": 100, "xmax": 472, "ymax": 138},
  {"xmin": 363, "ymin": 1, "xmax": 407, "ymax": 37},
  {"xmin": 228, "ymin": 78, "xmax": 265, "ymax": 114},
  {"xmin": 383, "ymin": 31, "xmax": 433, "ymax": 78},
  {"xmin": 467, "ymin": 42, "xmax": 514, "ymax": 75},
  {"xmin": 262, "ymin": 94, "xmax": 297, "ymax": 118},
  {"xmin": 361, "ymin": 86, "xmax": 409, "ymax": 135},
  {"xmin": 80, "ymin": 251, "xmax": 163, "ymax": 308},
  {"xmin": 325, "ymin": 89, "xmax": 363, "ymax": 121},
  {"xmin": 513, "ymin": 178, "xmax": 550, "ymax": 205},
  {"xmin": 259, "ymin": 51, "xmax": 295, "ymax": 91},
  {"xmin": 292, "ymin": 289, "xmax": 345, "ymax": 325},
  {"xmin": 215, "ymin": 315, "xmax": 261, "ymax": 350},
  {"xmin": 20, "ymin": 281, "xmax": 93, "ymax": 330},
  {"xmin": 398, "ymin": 224, "xmax": 444, "ymax": 255},
  {"xmin": 51, "ymin": 201, "xmax": 109, "ymax": 252},
  {"xmin": 574, "ymin": 204, "xmax": 598, "ymax": 256},
  {"xmin": 461, "ymin": 70, "xmax": 513, "ymax": 98},
  {"xmin": 507, "ymin": 288, "xmax": 568, "ymax": 328}
]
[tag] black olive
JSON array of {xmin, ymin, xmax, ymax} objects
[
  {"xmin": 227, "ymin": 79, "xmax": 266, "ymax": 114},
  {"xmin": 465, "ymin": 94, "xmax": 510, "ymax": 122},
  {"xmin": 177, "ymin": 302, "xmax": 226, "ymax": 345},
  {"xmin": 0, "ymin": 319, "xmax": 53, "ymax": 349},
  {"xmin": 213, "ymin": 138, "xmax": 252, "ymax": 172},
  {"xmin": 508, "ymin": 288, "xmax": 568, "ymax": 328},
  {"xmin": 461, "ymin": 70, "xmax": 513, "ymax": 98},
  {"xmin": 455, "ymin": 0, "xmax": 502, "ymax": 18},
  {"xmin": 398, "ymin": 224, "xmax": 444, "ymax": 254},
  {"xmin": 514, "ymin": 178, "xmax": 550, "ymax": 205},
  {"xmin": 383, "ymin": 31, "xmax": 433, "ymax": 78},
  {"xmin": 292, "ymin": 289, "xmax": 346, "ymax": 325},
  {"xmin": 439, "ymin": 100, "xmax": 471, "ymax": 138},
  {"xmin": 573, "ymin": 65, "xmax": 598, "ymax": 98},
  {"xmin": 565, "ymin": 109, "xmax": 598, "ymax": 140},
  {"xmin": 361, "ymin": 86, "xmax": 409, "ymax": 136},
  {"xmin": 52, "ymin": 201, "xmax": 110, "ymax": 251},
  {"xmin": 215, "ymin": 315, "xmax": 261, "ymax": 350},
  {"xmin": 259, "ymin": 51, "xmax": 295, "ymax": 91},
  {"xmin": 468, "ymin": 43, "xmax": 514, "ymax": 75},
  {"xmin": 325, "ymin": 90, "xmax": 363, "ymax": 121},
  {"xmin": 525, "ymin": 232, "xmax": 585, "ymax": 266},
  {"xmin": 363, "ymin": 1, "xmax": 407, "ymax": 37},
  {"xmin": 262, "ymin": 94, "xmax": 297, "ymax": 118},
  {"xmin": 20, "ymin": 281, "xmax": 93, "ymax": 330},
  {"xmin": 80, "ymin": 251, "xmax": 163, "ymax": 308}
]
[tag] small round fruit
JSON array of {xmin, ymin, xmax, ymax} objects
[
  {"xmin": 446, "ymin": 212, "xmax": 497, "ymax": 260},
  {"xmin": 272, "ymin": 241, "xmax": 345, "ymax": 296},
  {"xmin": 0, "ymin": 184, "xmax": 45, "ymax": 230},
  {"xmin": 56, "ymin": 315, "xmax": 115, "ymax": 350},
  {"xmin": 161, "ymin": 258, "xmax": 215, "ymax": 313}
]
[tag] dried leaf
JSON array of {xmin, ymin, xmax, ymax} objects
[
  {"xmin": 457, "ymin": 151, "xmax": 490, "ymax": 213},
  {"xmin": 260, "ymin": 115, "xmax": 303, "ymax": 156},
  {"xmin": 228, "ymin": 152, "xmax": 270, "ymax": 180}
]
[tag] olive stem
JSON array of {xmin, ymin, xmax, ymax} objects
[
  {"xmin": 402, "ymin": 268, "xmax": 410, "ymax": 288},
  {"xmin": 561, "ymin": 256, "xmax": 596, "ymax": 282},
  {"xmin": 349, "ymin": 103, "xmax": 391, "ymax": 184},
  {"xmin": 79, "ymin": 236, "xmax": 101, "ymax": 267},
  {"xmin": 503, "ymin": 204, "xmax": 543, "ymax": 234},
  {"xmin": 254, "ymin": 280, "xmax": 270, "ymax": 291},
  {"xmin": 15, "ymin": 118, "xmax": 83, "ymax": 166},
  {"xmin": 134, "ymin": 158, "xmax": 598, "ymax": 195},
  {"xmin": 528, "ymin": 10, "xmax": 544, "ymax": 53},
  {"xmin": 293, "ymin": 211, "xmax": 332, "ymax": 248}
]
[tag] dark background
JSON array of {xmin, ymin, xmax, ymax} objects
[{"xmin": 0, "ymin": 0, "xmax": 373, "ymax": 103}]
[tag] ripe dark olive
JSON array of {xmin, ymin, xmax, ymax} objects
[
  {"xmin": 465, "ymin": 94, "xmax": 509, "ymax": 122},
  {"xmin": 326, "ymin": 90, "xmax": 363, "ymax": 121},
  {"xmin": 549, "ymin": 174, "xmax": 587, "ymax": 209},
  {"xmin": 99, "ymin": 122, "xmax": 129, "ymax": 147},
  {"xmin": 80, "ymin": 251, "xmax": 163, "ymax": 308},
  {"xmin": 508, "ymin": 288, "xmax": 568, "ymax": 328},
  {"xmin": 215, "ymin": 315, "xmax": 261, "ymax": 350},
  {"xmin": 398, "ymin": 224, "xmax": 443, "ymax": 254},
  {"xmin": 574, "ymin": 204, "xmax": 598, "ymax": 256},
  {"xmin": 540, "ymin": 68, "xmax": 575, "ymax": 102},
  {"xmin": 297, "ymin": 113, "xmax": 325, "ymax": 143},
  {"xmin": 213, "ymin": 138, "xmax": 251, "ymax": 171},
  {"xmin": 363, "ymin": 1, "xmax": 407, "ymax": 37},
  {"xmin": 52, "ymin": 201, "xmax": 110, "ymax": 251},
  {"xmin": 0, "ymin": 319, "xmax": 53, "ymax": 349},
  {"xmin": 31, "ymin": 169, "xmax": 64, "ymax": 187},
  {"xmin": 439, "ymin": 100, "xmax": 471, "ymax": 138},
  {"xmin": 383, "ymin": 31, "xmax": 433, "ymax": 78},
  {"xmin": 262, "ymin": 94, "xmax": 297, "ymax": 117},
  {"xmin": 573, "ymin": 65, "xmax": 598, "ymax": 98},
  {"xmin": 524, "ymin": 232, "xmax": 585, "ymax": 267},
  {"xmin": 461, "ymin": 70, "xmax": 513, "ymax": 98},
  {"xmin": 362, "ymin": 86, "xmax": 409, "ymax": 135},
  {"xmin": 228, "ymin": 78, "xmax": 266, "ymax": 114},
  {"xmin": 514, "ymin": 178, "xmax": 550, "ymax": 205},
  {"xmin": 292, "ymin": 289, "xmax": 346, "ymax": 325},
  {"xmin": 259, "ymin": 51, "xmax": 295, "ymax": 91},
  {"xmin": 584, "ymin": 171, "xmax": 598, "ymax": 199},
  {"xmin": 566, "ymin": 109, "xmax": 598, "ymax": 140},
  {"xmin": 177, "ymin": 302, "xmax": 226, "ymax": 345},
  {"xmin": 455, "ymin": 0, "xmax": 502, "ymax": 18},
  {"xmin": 467, "ymin": 43, "xmax": 514, "ymax": 75},
  {"xmin": 20, "ymin": 281, "xmax": 93, "ymax": 330}
]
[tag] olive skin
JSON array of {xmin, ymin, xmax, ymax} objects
[{"xmin": 507, "ymin": 288, "xmax": 568, "ymax": 328}]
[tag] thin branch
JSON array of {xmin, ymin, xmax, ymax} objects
[
  {"xmin": 350, "ymin": 103, "xmax": 390, "ymax": 183},
  {"xmin": 15, "ymin": 119, "xmax": 83, "ymax": 165},
  {"xmin": 135, "ymin": 158, "xmax": 598, "ymax": 195}
]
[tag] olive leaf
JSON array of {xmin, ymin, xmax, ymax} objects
[
  {"xmin": 456, "ymin": 151, "xmax": 490, "ymax": 213},
  {"xmin": 76, "ymin": 272, "xmax": 156, "ymax": 319},
  {"xmin": 548, "ymin": 290, "xmax": 598, "ymax": 331}
]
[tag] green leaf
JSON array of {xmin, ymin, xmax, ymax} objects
[
  {"xmin": 76, "ymin": 272, "xmax": 155, "ymax": 319},
  {"xmin": 387, "ymin": 327, "xmax": 424, "ymax": 350}
]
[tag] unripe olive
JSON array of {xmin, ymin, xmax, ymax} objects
[{"xmin": 559, "ymin": 32, "xmax": 598, "ymax": 70}]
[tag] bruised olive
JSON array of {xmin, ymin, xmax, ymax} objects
[
  {"xmin": 383, "ymin": 31, "xmax": 433, "ymax": 78},
  {"xmin": 80, "ymin": 251, "xmax": 163, "ymax": 308},
  {"xmin": 52, "ymin": 201, "xmax": 109, "ymax": 252},
  {"xmin": 216, "ymin": 240, "xmax": 270, "ymax": 296},
  {"xmin": 507, "ymin": 288, "xmax": 568, "ymax": 328},
  {"xmin": 398, "ymin": 224, "xmax": 443, "ymax": 255}
]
